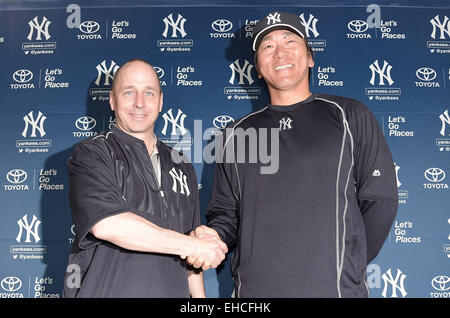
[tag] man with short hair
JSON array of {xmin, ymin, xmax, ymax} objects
[
  {"xmin": 63, "ymin": 58, "xmax": 227, "ymax": 298},
  {"xmin": 190, "ymin": 12, "xmax": 398, "ymax": 297}
]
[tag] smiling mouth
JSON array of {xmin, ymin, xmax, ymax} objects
[
  {"xmin": 275, "ymin": 64, "xmax": 293, "ymax": 71},
  {"xmin": 130, "ymin": 114, "xmax": 146, "ymax": 118}
]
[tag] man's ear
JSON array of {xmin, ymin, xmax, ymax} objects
[
  {"xmin": 109, "ymin": 91, "xmax": 115, "ymax": 111},
  {"xmin": 253, "ymin": 53, "xmax": 262, "ymax": 79},
  {"xmin": 307, "ymin": 43, "xmax": 315, "ymax": 68},
  {"xmin": 159, "ymin": 92, "xmax": 163, "ymax": 113},
  {"xmin": 308, "ymin": 54, "xmax": 315, "ymax": 68}
]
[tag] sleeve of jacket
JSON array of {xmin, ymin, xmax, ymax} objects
[
  {"xmin": 187, "ymin": 162, "xmax": 202, "ymax": 232},
  {"xmin": 352, "ymin": 106, "xmax": 398, "ymax": 264},
  {"xmin": 67, "ymin": 139, "xmax": 131, "ymax": 250},
  {"xmin": 206, "ymin": 131, "xmax": 240, "ymax": 249}
]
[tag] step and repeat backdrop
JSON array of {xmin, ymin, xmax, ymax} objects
[{"xmin": 0, "ymin": 1, "xmax": 449, "ymax": 298}]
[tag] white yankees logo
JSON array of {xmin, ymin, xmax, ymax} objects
[
  {"xmin": 266, "ymin": 12, "xmax": 281, "ymax": 25},
  {"xmin": 279, "ymin": 117, "xmax": 293, "ymax": 130},
  {"xmin": 169, "ymin": 167, "xmax": 190, "ymax": 196}
]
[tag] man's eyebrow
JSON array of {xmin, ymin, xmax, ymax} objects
[
  {"xmin": 260, "ymin": 34, "xmax": 273, "ymax": 44},
  {"xmin": 120, "ymin": 85, "xmax": 158, "ymax": 91},
  {"xmin": 120, "ymin": 85, "xmax": 134, "ymax": 90}
]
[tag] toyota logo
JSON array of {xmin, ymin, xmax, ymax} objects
[
  {"xmin": 348, "ymin": 20, "xmax": 368, "ymax": 33},
  {"xmin": 153, "ymin": 66, "xmax": 165, "ymax": 79},
  {"xmin": 79, "ymin": 21, "xmax": 100, "ymax": 34},
  {"xmin": 424, "ymin": 168, "xmax": 446, "ymax": 183},
  {"xmin": 1, "ymin": 276, "xmax": 22, "ymax": 292},
  {"xmin": 213, "ymin": 115, "xmax": 234, "ymax": 129},
  {"xmin": 416, "ymin": 67, "xmax": 437, "ymax": 81},
  {"xmin": 75, "ymin": 116, "xmax": 97, "ymax": 131},
  {"xmin": 13, "ymin": 69, "xmax": 33, "ymax": 83},
  {"xmin": 212, "ymin": 19, "xmax": 233, "ymax": 33},
  {"xmin": 431, "ymin": 276, "xmax": 450, "ymax": 291},
  {"xmin": 6, "ymin": 169, "xmax": 27, "ymax": 184}
]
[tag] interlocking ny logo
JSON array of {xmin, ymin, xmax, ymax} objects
[
  {"xmin": 266, "ymin": 12, "xmax": 281, "ymax": 25},
  {"xmin": 22, "ymin": 111, "xmax": 46, "ymax": 138},
  {"xmin": 95, "ymin": 60, "xmax": 119, "ymax": 86},
  {"xmin": 369, "ymin": 60, "xmax": 394, "ymax": 86},
  {"xmin": 27, "ymin": 16, "xmax": 51, "ymax": 41},
  {"xmin": 381, "ymin": 268, "xmax": 407, "ymax": 298},
  {"xmin": 279, "ymin": 117, "xmax": 293, "ymax": 130},
  {"xmin": 169, "ymin": 167, "xmax": 190, "ymax": 196},
  {"xmin": 229, "ymin": 59, "xmax": 254, "ymax": 85},
  {"xmin": 162, "ymin": 108, "xmax": 187, "ymax": 136},
  {"xmin": 299, "ymin": 13, "xmax": 319, "ymax": 38},
  {"xmin": 162, "ymin": 13, "xmax": 187, "ymax": 38},
  {"xmin": 430, "ymin": 15, "xmax": 450, "ymax": 39},
  {"xmin": 16, "ymin": 214, "xmax": 41, "ymax": 243},
  {"xmin": 439, "ymin": 109, "xmax": 450, "ymax": 136}
]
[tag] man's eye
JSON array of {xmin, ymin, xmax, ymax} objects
[
  {"xmin": 125, "ymin": 91, "xmax": 133, "ymax": 96},
  {"xmin": 145, "ymin": 91, "xmax": 153, "ymax": 96}
]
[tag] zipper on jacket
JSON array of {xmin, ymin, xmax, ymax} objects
[
  {"xmin": 145, "ymin": 144, "xmax": 167, "ymax": 220},
  {"xmin": 160, "ymin": 189, "xmax": 168, "ymax": 220}
]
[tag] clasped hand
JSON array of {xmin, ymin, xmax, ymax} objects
[{"xmin": 181, "ymin": 225, "xmax": 228, "ymax": 270}]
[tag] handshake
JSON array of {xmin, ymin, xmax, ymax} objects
[{"xmin": 181, "ymin": 225, "xmax": 228, "ymax": 270}]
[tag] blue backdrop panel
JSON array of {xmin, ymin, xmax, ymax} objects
[{"xmin": 0, "ymin": 0, "xmax": 449, "ymax": 298}]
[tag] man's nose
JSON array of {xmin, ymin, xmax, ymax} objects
[
  {"xmin": 135, "ymin": 92, "xmax": 144, "ymax": 108},
  {"xmin": 273, "ymin": 45, "xmax": 288, "ymax": 59}
]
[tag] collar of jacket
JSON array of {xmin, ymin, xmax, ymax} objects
[{"xmin": 110, "ymin": 124, "xmax": 161, "ymax": 151}]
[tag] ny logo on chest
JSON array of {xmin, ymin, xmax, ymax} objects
[
  {"xmin": 279, "ymin": 117, "xmax": 294, "ymax": 131},
  {"xmin": 169, "ymin": 167, "xmax": 190, "ymax": 196}
]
